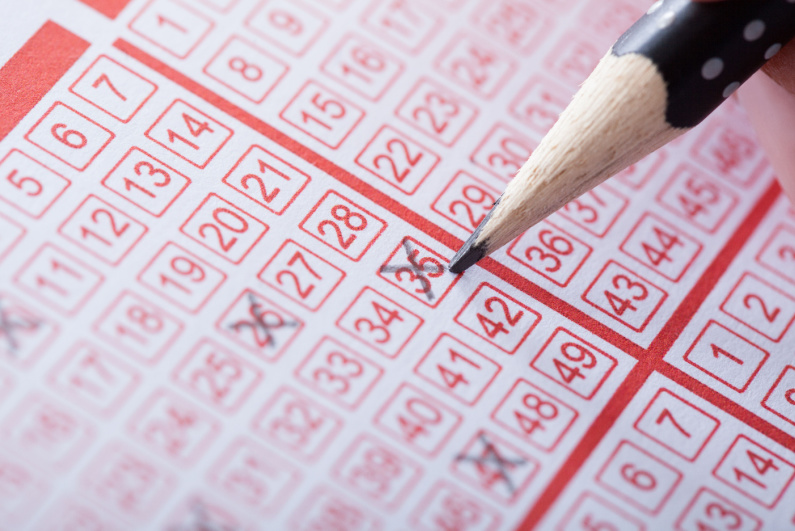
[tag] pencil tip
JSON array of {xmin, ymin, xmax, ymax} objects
[
  {"xmin": 448, "ymin": 195, "xmax": 501, "ymax": 274},
  {"xmin": 448, "ymin": 237, "xmax": 487, "ymax": 274}
]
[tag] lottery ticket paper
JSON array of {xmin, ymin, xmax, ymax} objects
[{"xmin": 0, "ymin": 0, "xmax": 794, "ymax": 529}]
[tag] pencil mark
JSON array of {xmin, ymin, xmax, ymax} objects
[
  {"xmin": 167, "ymin": 499, "xmax": 239, "ymax": 531},
  {"xmin": 0, "ymin": 299, "xmax": 42, "ymax": 355},
  {"xmin": 379, "ymin": 239, "xmax": 446, "ymax": 301},
  {"xmin": 455, "ymin": 433, "xmax": 527, "ymax": 495},
  {"xmin": 228, "ymin": 292, "xmax": 297, "ymax": 349}
]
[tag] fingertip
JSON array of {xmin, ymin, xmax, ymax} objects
[{"xmin": 739, "ymin": 72, "xmax": 795, "ymax": 204}]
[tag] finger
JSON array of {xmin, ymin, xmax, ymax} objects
[
  {"xmin": 739, "ymin": 71, "xmax": 795, "ymax": 203},
  {"xmin": 762, "ymin": 39, "xmax": 795, "ymax": 94}
]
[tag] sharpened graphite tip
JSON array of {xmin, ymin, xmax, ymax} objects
[
  {"xmin": 447, "ymin": 195, "xmax": 501, "ymax": 274},
  {"xmin": 448, "ymin": 237, "xmax": 487, "ymax": 274}
]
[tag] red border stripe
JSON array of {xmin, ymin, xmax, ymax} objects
[
  {"xmin": 77, "ymin": 0, "xmax": 133, "ymax": 19},
  {"xmin": 0, "ymin": 21, "xmax": 89, "ymax": 142}
]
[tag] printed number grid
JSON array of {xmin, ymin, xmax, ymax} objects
[{"xmin": 0, "ymin": 0, "xmax": 791, "ymax": 529}]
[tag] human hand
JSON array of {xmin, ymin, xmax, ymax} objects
[{"xmin": 695, "ymin": 0, "xmax": 795, "ymax": 203}]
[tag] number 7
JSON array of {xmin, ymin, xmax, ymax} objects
[
  {"xmin": 655, "ymin": 408, "xmax": 691, "ymax": 438},
  {"xmin": 93, "ymin": 74, "xmax": 127, "ymax": 101}
]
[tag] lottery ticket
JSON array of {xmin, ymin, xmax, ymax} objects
[{"xmin": 0, "ymin": 0, "xmax": 793, "ymax": 529}]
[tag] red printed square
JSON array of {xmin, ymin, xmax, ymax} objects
[
  {"xmin": 531, "ymin": 328, "xmax": 617, "ymax": 400},
  {"xmin": 14, "ymin": 244, "xmax": 103, "ymax": 315},
  {"xmin": 321, "ymin": 34, "xmax": 404, "ymax": 101},
  {"xmin": 355, "ymin": 125, "xmax": 440, "ymax": 195},
  {"xmin": 633, "ymin": 388, "xmax": 719, "ymax": 461},
  {"xmin": 172, "ymin": 338, "xmax": 263, "ymax": 413},
  {"xmin": 138, "ymin": 242, "xmax": 226, "ymax": 313},
  {"xmin": 411, "ymin": 481, "xmax": 501, "ymax": 531},
  {"xmin": 48, "ymin": 342, "xmax": 140, "ymax": 417},
  {"xmin": 414, "ymin": 334, "xmax": 500, "ymax": 406},
  {"xmin": 555, "ymin": 184, "xmax": 628, "ymax": 238},
  {"xmin": 0, "ymin": 149, "xmax": 70, "ymax": 218},
  {"xmin": 432, "ymin": 171, "xmax": 501, "ymax": 232},
  {"xmin": 0, "ymin": 394, "xmax": 93, "ymax": 471},
  {"xmin": 204, "ymin": 36, "xmax": 288, "ymax": 103},
  {"xmin": 280, "ymin": 81, "xmax": 364, "ymax": 149},
  {"xmin": 454, "ymin": 282, "xmax": 540, "ymax": 353},
  {"xmin": 180, "ymin": 193, "xmax": 268, "ymax": 264},
  {"xmin": 58, "ymin": 194, "xmax": 148, "ymax": 265},
  {"xmin": 543, "ymin": 32, "xmax": 602, "ymax": 87},
  {"xmin": 378, "ymin": 237, "xmax": 459, "ymax": 307},
  {"xmin": 619, "ymin": 212, "xmax": 703, "ymax": 282},
  {"xmin": 558, "ymin": 492, "xmax": 645, "ymax": 531},
  {"xmin": 215, "ymin": 289, "xmax": 302, "ymax": 361},
  {"xmin": 682, "ymin": 320, "xmax": 768, "ymax": 393},
  {"xmin": 509, "ymin": 75, "xmax": 570, "ymax": 137},
  {"xmin": 26, "ymin": 102, "xmax": 114, "ymax": 171},
  {"xmin": 756, "ymin": 224, "xmax": 795, "ymax": 286},
  {"xmin": 691, "ymin": 121, "xmax": 767, "ymax": 187},
  {"xmin": 259, "ymin": 239, "xmax": 345, "ymax": 310},
  {"xmin": 720, "ymin": 272, "xmax": 795, "ymax": 342},
  {"xmin": 435, "ymin": 33, "xmax": 515, "ymax": 99},
  {"xmin": 252, "ymin": 386, "xmax": 343, "ymax": 461},
  {"xmin": 332, "ymin": 434, "xmax": 422, "ymax": 509},
  {"xmin": 470, "ymin": 123, "xmax": 534, "ymax": 182},
  {"xmin": 288, "ymin": 487, "xmax": 382, "ymax": 531},
  {"xmin": 222, "ymin": 145, "xmax": 310, "ymax": 215},
  {"xmin": 472, "ymin": 0, "xmax": 549, "ymax": 53},
  {"xmin": 70, "ymin": 55, "xmax": 157, "ymax": 122},
  {"xmin": 492, "ymin": 378, "xmax": 578, "ymax": 451},
  {"xmin": 396, "ymin": 78, "xmax": 477, "ymax": 146},
  {"xmin": 596, "ymin": 440, "xmax": 683, "ymax": 514},
  {"xmin": 582, "ymin": 260, "xmax": 667, "ymax": 332},
  {"xmin": 0, "ymin": 293, "xmax": 58, "ymax": 367},
  {"xmin": 93, "ymin": 291, "xmax": 183, "ymax": 365},
  {"xmin": 130, "ymin": 0, "xmax": 213, "ymax": 58},
  {"xmin": 81, "ymin": 443, "xmax": 175, "ymax": 523},
  {"xmin": 336, "ymin": 286, "xmax": 423, "ymax": 358},
  {"xmin": 713, "ymin": 435, "xmax": 795, "ymax": 508},
  {"xmin": 656, "ymin": 164, "xmax": 738, "ymax": 233},
  {"xmin": 127, "ymin": 390, "xmax": 219, "ymax": 464},
  {"xmin": 451, "ymin": 430, "xmax": 539, "ymax": 505},
  {"xmin": 762, "ymin": 366, "xmax": 795, "ymax": 428},
  {"xmin": 146, "ymin": 99, "xmax": 233, "ymax": 168},
  {"xmin": 246, "ymin": 0, "xmax": 328, "ymax": 56},
  {"xmin": 300, "ymin": 190, "xmax": 386, "ymax": 260},
  {"xmin": 102, "ymin": 147, "xmax": 191, "ymax": 217},
  {"xmin": 208, "ymin": 438, "xmax": 301, "ymax": 513},
  {"xmin": 362, "ymin": 0, "xmax": 440, "ymax": 53},
  {"xmin": 295, "ymin": 336, "xmax": 383, "ymax": 409},
  {"xmin": 35, "ymin": 501, "xmax": 117, "ymax": 531},
  {"xmin": 507, "ymin": 220, "xmax": 592, "ymax": 287},
  {"xmin": 0, "ymin": 456, "xmax": 46, "ymax": 527},
  {"xmin": 374, "ymin": 383, "xmax": 462, "ymax": 456},
  {"xmin": 676, "ymin": 488, "xmax": 762, "ymax": 531}
]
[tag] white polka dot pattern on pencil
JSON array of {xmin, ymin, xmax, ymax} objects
[{"xmin": 701, "ymin": 58, "xmax": 724, "ymax": 80}]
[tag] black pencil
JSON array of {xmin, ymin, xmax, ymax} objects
[{"xmin": 448, "ymin": 0, "xmax": 795, "ymax": 274}]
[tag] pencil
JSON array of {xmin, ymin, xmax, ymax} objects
[{"xmin": 448, "ymin": 0, "xmax": 795, "ymax": 274}]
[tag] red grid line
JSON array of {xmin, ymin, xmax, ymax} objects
[{"xmin": 114, "ymin": 38, "xmax": 794, "ymax": 530}]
